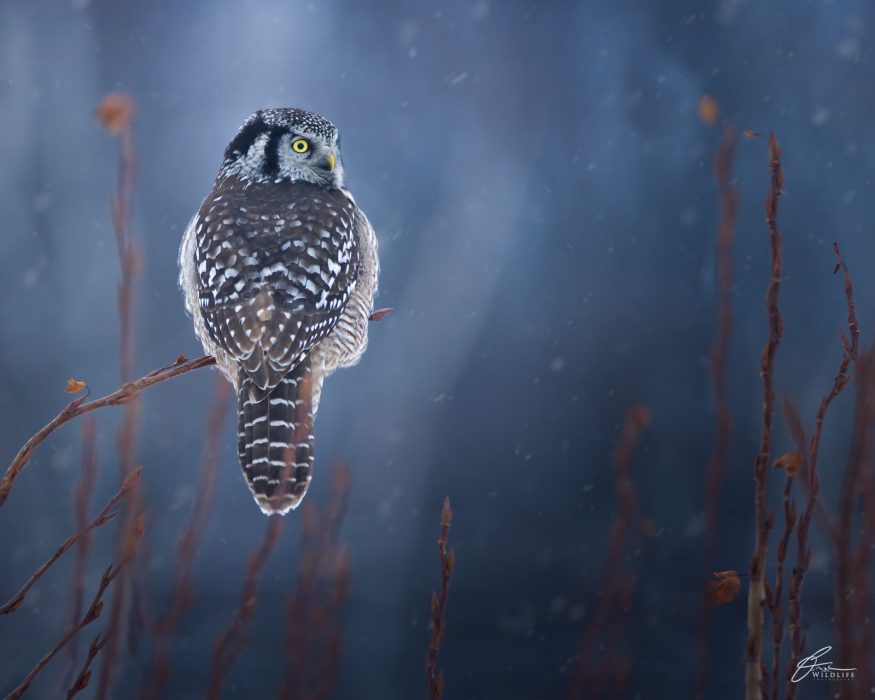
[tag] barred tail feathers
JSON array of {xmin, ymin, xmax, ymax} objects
[{"xmin": 237, "ymin": 359, "xmax": 315, "ymax": 515}]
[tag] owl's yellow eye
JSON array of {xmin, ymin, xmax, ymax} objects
[{"xmin": 291, "ymin": 138, "xmax": 310, "ymax": 154}]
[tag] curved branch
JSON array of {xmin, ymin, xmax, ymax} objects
[{"xmin": 0, "ymin": 355, "xmax": 216, "ymax": 509}]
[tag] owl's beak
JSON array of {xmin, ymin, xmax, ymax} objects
[{"xmin": 327, "ymin": 152, "xmax": 336, "ymax": 172}]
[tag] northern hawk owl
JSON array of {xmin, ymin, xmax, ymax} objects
[{"xmin": 179, "ymin": 108, "xmax": 379, "ymax": 515}]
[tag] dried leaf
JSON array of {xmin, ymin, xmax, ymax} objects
[
  {"xmin": 708, "ymin": 570, "xmax": 741, "ymax": 605},
  {"xmin": 773, "ymin": 451, "xmax": 803, "ymax": 478},
  {"xmin": 630, "ymin": 405, "xmax": 652, "ymax": 428},
  {"xmin": 744, "ymin": 129, "xmax": 760, "ymax": 138},
  {"xmin": 698, "ymin": 95, "xmax": 719, "ymax": 125},
  {"xmin": 96, "ymin": 93, "xmax": 135, "ymax": 134},
  {"xmin": 369, "ymin": 307, "xmax": 394, "ymax": 322},
  {"xmin": 65, "ymin": 378, "xmax": 88, "ymax": 394}
]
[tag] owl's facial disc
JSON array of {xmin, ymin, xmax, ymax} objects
[{"xmin": 274, "ymin": 130, "xmax": 341, "ymax": 186}]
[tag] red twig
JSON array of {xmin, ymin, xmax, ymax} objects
[
  {"xmin": 850, "ymin": 445, "xmax": 875, "ymax": 698},
  {"xmin": 426, "ymin": 496, "xmax": 455, "ymax": 700},
  {"xmin": 594, "ymin": 574, "xmax": 636, "ymax": 697},
  {"xmin": 279, "ymin": 462, "xmax": 353, "ymax": 700},
  {"xmin": 568, "ymin": 405, "xmax": 649, "ymax": 699},
  {"xmin": 786, "ymin": 244, "xmax": 859, "ymax": 698},
  {"xmin": 206, "ymin": 516, "xmax": 285, "ymax": 700},
  {"xmin": 4, "ymin": 516, "xmax": 144, "ymax": 700},
  {"xmin": 768, "ymin": 449, "xmax": 798, "ymax": 698},
  {"xmin": 59, "ymin": 416, "xmax": 101, "ymax": 691},
  {"xmin": 0, "ymin": 467, "xmax": 141, "ymax": 614},
  {"xmin": 139, "ymin": 378, "xmax": 231, "ymax": 700},
  {"xmin": 835, "ymin": 344, "xmax": 875, "ymax": 699},
  {"xmin": 66, "ymin": 633, "xmax": 111, "ymax": 699},
  {"xmin": 745, "ymin": 131, "xmax": 784, "ymax": 700},
  {"xmin": 695, "ymin": 125, "xmax": 739, "ymax": 699},
  {"xmin": 95, "ymin": 91, "xmax": 143, "ymax": 700},
  {"xmin": 0, "ymin": 355, "xmax": 215, "ymax": 508}
]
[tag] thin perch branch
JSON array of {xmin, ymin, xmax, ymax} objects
[{"xmin": 0, "ymin": 355, "xmax": 216, "ymax": 508}]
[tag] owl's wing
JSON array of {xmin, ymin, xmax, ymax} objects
[{"xmin": 194, "ymin": 181, "xmax": 360, "ymax": 396}]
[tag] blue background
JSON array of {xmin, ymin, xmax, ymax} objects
[{"xmin": 1, "ymin": 0, "xmax": 873, "ymax": 697}]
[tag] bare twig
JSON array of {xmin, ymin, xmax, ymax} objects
[
  {"xmin": 426, "ymin": 496, "xmax": 455, "ymax": 700},
  {"xmin": 835, "ymin": 344, "xmax": 875, "ymax": 699},
  {"xmin": 66, "ymin": 633, "xmax": 111, "ymax": 699},
  {"xmin": 94, "ymin": 507, "xmax": 147, "ymax": 700},
  {"xmin": 205, "ymin": 516, "xmax": 285, "ymax": 700},
  {"xmin": 59, "ymin": 416, "xmax": 101, "ymax": 691},
  {"xmin": 695, "ymin": 125, "xmax": 739, "ymax": 699},
  {"xmin": 850, "ymin": 437, "xmax": 875, "ymax": 698},
  {"xmin": 0, "ymin": 467, "xmax": 141, "ymax": 614},
  {"xmin": 568, "ymin": 405, "xmax": 649, "ymax": 699},
  {"xmin": 4, "ymin": 515, "xmax": 143, "ymax": 700},
  {"xmin": 95, "ymin": 91, "xmax": 145, "ymax": 700},
  {"xmin": 745, "ymin": 131, "xmax": 784, "ymax": 700},
  {"xmin": 139, "ymin": 378, "xmax": 231, "ymax": 700},
  {"xmin": 768, "ymin": 455, "xmax": 798, "ymax": 698},
  {"xmin": 279, "ymin": 462, "xmax": 352, "ymax": 700},
  {"xmin": 786, "ymin": 244, "xmax": 859, "ymax": 698},
  {"xmin": 0, "ymin": 355, "xmax": 215, "ymax": 508}
]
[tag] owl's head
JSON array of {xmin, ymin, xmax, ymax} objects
[{"xmin": 220, "ymin": 108, "xmax": 343, "ymax": 187}]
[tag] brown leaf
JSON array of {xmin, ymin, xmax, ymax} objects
[
  {"xmin": 744, "ymin": 129, "xmax": 760, "ymax": 138},
  {"xmin": 175, "ymin": 353, "xmax": 188, "ymax": 364},
  {"xmin": 773, "ymin": 452, "xmax": 803, "ymax": 478},
  {"xmin": 65, "ymin": 378, "xmax": 88, "ymax": 394},
  {"xmin": 708, "ymin": 570, "xmax": 741, "ymax": 605},
  {"xmin": 369, "ymin": 307, "xmax": 394, "ymax": 322},
  {"xmin": 96, "ymin": 93, "xmax": 135, "ymax": 134},
  {"xmin": 698, "ymin": 95, "xmax": 719, "ymax": 125},
  {"xmin": 630, "ymin": 405, "xmax": 652, "ymax": 428}
]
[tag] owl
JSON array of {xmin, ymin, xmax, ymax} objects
[{"xmin": 178, "ymin": 108, "xmax": 379, "ymax": 515}]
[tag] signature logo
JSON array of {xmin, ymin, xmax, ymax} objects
[{"xmin": 791, "ymin": 647, "xmax": 856, "ymax": 683}]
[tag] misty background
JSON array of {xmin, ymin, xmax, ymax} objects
[{"xmin": 1, "ymin": 0, "xmax": 873, "ymax": 697}]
